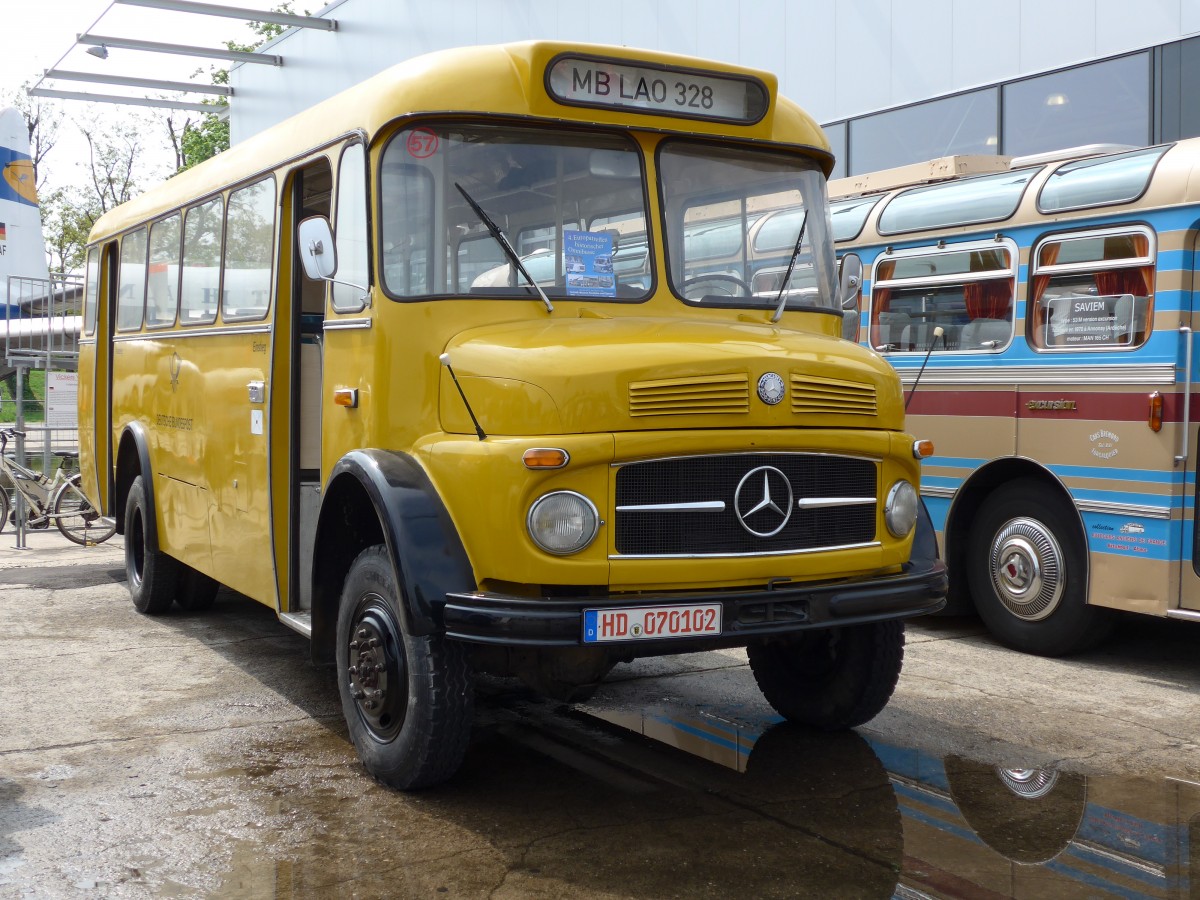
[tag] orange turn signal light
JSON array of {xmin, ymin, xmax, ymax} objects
[
  {"xmin": 913, "ymin": 439, "xmax": 935, "ymax": 459},
  {"xmin": 1149, "ymin": 391, "xmax": 1163, "ymax": 433},
  {"xmin": 523, "ymin": 448, "xmax": 570, "ymax": 469},
  {"xmin": 334, "ymin": 388, "xmax": 358, "ymax": 408}
]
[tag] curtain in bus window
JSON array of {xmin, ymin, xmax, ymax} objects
[
  {"xmin": 963, "ymin": 280, "xmax": 1011, "ymax": 320},
  {"xmin": 224, "ymin": 178, "xmax": 276, "ymax": 320},
  {"xmin": 1095, "ymin": 268, "xmax": 1150, "ymax": 298},
  {"xmin": 1029, "ymin": 240, "xmax": 1062, "ymax": 340}
]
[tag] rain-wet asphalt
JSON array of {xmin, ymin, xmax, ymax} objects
[{"xmin": 4, "ymin": 529, "xmax": 1200, "ymax": 898}]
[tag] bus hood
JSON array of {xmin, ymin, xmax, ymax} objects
[{"xmin": 439, "ymin": 316, "xmax": 905, "ymax": 436}]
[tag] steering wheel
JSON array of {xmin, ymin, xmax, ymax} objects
[{"xmin": 682, "ymin": 273, "xmax": 753, "ymax": 300}]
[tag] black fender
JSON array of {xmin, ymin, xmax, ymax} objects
[
  {"xmin": 311, "ymin": 449, "xmax": 475, "ymax": 645},
  {"xmin": 908, "ymin": 499, "xmax": 941, "ymax": 571},
  {"xmin": 114, "ymin": 421, "xmax": 156, "ymax": 542}
]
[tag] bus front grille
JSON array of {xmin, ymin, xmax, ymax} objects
[
  {"xmin": 613, "ymin": 453, "xmax": 878, "ymax": 557},
  {"xmin": 791, "ymin": 374, "xmax": 877, "ymax": 417}
]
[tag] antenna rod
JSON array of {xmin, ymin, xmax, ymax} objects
[
  {"xmin": 906, "ymin": 327, "xmax": 944, "ymax": 411},
  {"xmin": 439, "ymin": 353, "xmax": 487, "ymax": 441}
]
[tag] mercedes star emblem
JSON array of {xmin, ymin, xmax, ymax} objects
[
  {"xmin": 733, "ymin": 465, "xmax": 794, "ymax": 537},
  {"xmin": 757, "ymin": 372, "xmax": 785, "ymax": 405}
]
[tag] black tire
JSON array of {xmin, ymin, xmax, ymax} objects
[
  {"xmin": 175, "ymin": 566, "xmax": 219, "ymax": 611},
  {"xmin": 747, "ymin": 620, "xmax": 905, "ymax": 730},
  {"xmin": 53, "ymin": 474, "xmax": 117, "ymax": 545},
  {"xmin": 0, "ymin": 490, "xmax": 8, "ymax": 535},
  {"xmin": 967, "ymin": 479, "xmax": 1115, "ymax": 656},
  {"xmin": 336, "ymin": 545, "xmax": 474, "ymax": 790},
  {"xmin": 125, "ymin": 475, "xmax": 179, "ymax": 615}
]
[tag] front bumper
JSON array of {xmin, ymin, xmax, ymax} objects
[{"xmin": 441, "ymin": 557, "xmax": 947, "ymax": 652}]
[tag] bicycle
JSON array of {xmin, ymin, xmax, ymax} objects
[{"xmin": 0, "ymin": 427, "xmax": 116, "ymax": 545}]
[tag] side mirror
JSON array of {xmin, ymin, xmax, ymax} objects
[
  {"xmin": 298, "ymin": 215, "xmax": 338, "ymax": 281},
  {"xmin": 838, "ymin": 253, "xmax": 862, "ymax": 310}
]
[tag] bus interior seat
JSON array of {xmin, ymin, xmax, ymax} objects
[
  {"xmin": 876, "ymin": 311, "xmax": 911, "ymax": 350},
  {"xmin": 902, "ymin": 322, "xmax": 939, "ymax": 352},
  {"xmin": 960, "ymin": 318, "xmax": 1011, "ymax": 348}
]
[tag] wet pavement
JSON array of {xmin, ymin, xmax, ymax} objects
[{"xmin": 4, "ymin": 529, "xmax": 1200, "ymax": 897}]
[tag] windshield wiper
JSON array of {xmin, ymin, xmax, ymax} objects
[
  {"xmin": 770, "ymin": 208, "xmax": 809, "ymax": 324},
  {"xmin": 454, "ymin": 182, "xmax": 553, "ymax": 313}
]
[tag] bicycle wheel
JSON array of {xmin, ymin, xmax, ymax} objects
[{"xmin": 53, "ymin": 474, "xmax": 116, "ymax": 545}]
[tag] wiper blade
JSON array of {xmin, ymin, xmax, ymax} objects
[
  {"xmin": 455, "ymin": 182, "xmax": 553, "ymax": 313},
  {"xmin": 770, "ymin": 208, "xmax": 809, "ymax": 324}
]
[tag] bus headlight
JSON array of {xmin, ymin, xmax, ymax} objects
[
  {"xmin": 885, "ymin": 480, "xmax": 919, "ymax": 538},
  {"xmin": 527, "ymin": 491, "xmax": 600, "ymax": 555}
]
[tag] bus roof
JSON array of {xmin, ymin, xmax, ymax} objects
[{"xmin": 89, "ymin": 41, "xmax": 830, "ymax": 242}]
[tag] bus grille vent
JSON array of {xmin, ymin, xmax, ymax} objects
[
  {"xmin": 791, "ymin": 375, "xmax": 877, "ymax": 417},
  {"xmin": 614, "ymin": 453, "xmax": 877, "ymax": 556},
  {"xmin": 629, "ymin": 374, "xmax": 750, "ymax": 417}
]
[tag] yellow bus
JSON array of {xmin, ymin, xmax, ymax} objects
[
  {"xmin": 829, "ymin": 141, "xmax": 1200, "ymax": 657},
  {"xmin": 79, "ymin": 41, "xmax": 947, "ymax": 789}
]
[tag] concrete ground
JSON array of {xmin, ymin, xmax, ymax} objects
[{"xmin": 3, "ymin": 528, "xmax": 1200, "ymax": 897}]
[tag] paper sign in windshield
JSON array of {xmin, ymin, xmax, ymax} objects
[
  {"xmin": 1045, "ymin": 294, "xmax": 1133, "ymax": 347},
  {"xmin": 564, "ymin": 230, "xmax": 616, "ymax": 298}
]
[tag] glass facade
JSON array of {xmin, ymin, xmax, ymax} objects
[{"xmin": 827, "ymin": 47, "xmax": 1170, "ymax": 177}]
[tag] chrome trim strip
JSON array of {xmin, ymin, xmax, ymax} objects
[
  {"xmin": 323, "ymin": 317, "xmax": 372, "ymax": 331},
  {"xmin": 616, "ymin": 501, "xmax": 726, "ymax": 512},
  {"xmin": 611, "ymin": 540, "xmax": 881, "ymax": 560},
  {"xmin": 612, "ymin": 450, "xmax": 883, "ymax": 467},
  {"xmin": 796, "ymin": 496, "xmax": 875, "ymax": 509},
  {"xmin": 78, "ymin": 338, "xmax": 96, "ymax": 346},
  {"xmin": 111, "ymin": 324, "xmax": 272, "ymax": 342},
  {"xmin": 896, "ymin": 364, "xmax": 1175, "ymax": 386},
  {"xmin": 1166, "ymin": 609, "xmax": 1200, "ymax": 622},
  {"xmin": 1177, "ymin": 326, "xmax": 1193, "ymax": 465},
  {"xmin": 1075, "ymin": 499, "xmax": 1172, "ymax": 519},
  {"xmin": 921, "ymin": 486, "xmax": 956, "ymax": 499},
  {"xmin": 279, "ymin": 612, "xmax": 312, "ymax": 638}
]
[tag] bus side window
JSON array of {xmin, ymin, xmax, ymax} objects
[
  {"xmin": 180, "ymin": 196, "xmax": 223, "ymax": 325},
  {"xmin": 332, "ymin": 142, "xmax": 369, "ymax": 313},
  {"xmin": 223, "ymin": 177, "xmax": 277, "ymax": 321},
  {"xmin": 116, "ymin": 228, "xmax": 148, "ymax": 332},
  {"xmin": 146, "ymin": 213, "xmax": 181, "ymax": 328},
  {"xmin": 1028, "ymin": 228, "xmax": 1154, "ymax": 351}
]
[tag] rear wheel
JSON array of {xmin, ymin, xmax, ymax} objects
[
  {"xmin": 748, "ymin": 620, "xmax": 905, "ymax": 730},
  {"xmin": 336, "ymin": 545, "xmax": 474, "ymax": 790},
  {"xmin": 125, "ymin": 475, "xmax": 179, "ymax": 615},
  {"xmin": 53, "ymin": 474, "xmax": 116, "ymax": 545},
  {"xmin": 967, "ymin": 479, "xmax": 1115, "ymax": 656}
]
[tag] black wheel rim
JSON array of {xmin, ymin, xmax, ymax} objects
[{"xmin": 346, "ymin": 593, "xmax": 407, "ymax": 742}]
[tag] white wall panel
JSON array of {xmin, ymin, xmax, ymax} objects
[
  {"xmin": 781, "ymin": 0, "xmax": 837, "ymax": 122},
  {"xmin": 1018, "ymin": 0, "xmax": 1096, "ymax": 72},
  {"xmin": 951, "ymin": 0, "xmax": 1020, "ymax": 90},
  {"xmin": 833, "ymin": 0, "xmax": 892, "ymax": 118},
  {"xmin": 890, "ymin": 0, "xmax": 954, "ymax": 105},
  {"xmin": 1096, "ymin": 0, "xmax": 1178, "ymax": 56},
  {"xmin": 230, "ymin": 0, "xmax": 1200, "ymax": 143}
]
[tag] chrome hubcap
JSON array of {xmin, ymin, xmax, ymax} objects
[{"xmin": 988, "ymin": 518, "xmax": 1064, "ymax": 621}]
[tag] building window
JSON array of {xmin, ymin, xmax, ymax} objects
[
  {"xmin": 1003, "ymin": 53, "xmax": 1150, "ymax": 157},
  {"xmin": 849, "ymin": 88, "xmax": 998, "ymax": 175}
]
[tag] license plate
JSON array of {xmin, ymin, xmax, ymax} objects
[{"xmin": 583, "ymin": 603, "xmax": 722, "ymax": 643}]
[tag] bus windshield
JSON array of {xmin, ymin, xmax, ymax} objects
[
  {"xmin": 659, "ymin": 142, "xmax": 837, "ymax": 312},
  {"xmin": 380, "ymin": 123, "xmax": 650, "ymax": 301}
]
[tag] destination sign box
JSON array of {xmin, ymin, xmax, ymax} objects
[{"xmin": 547, "ymin": 55, "xmax": 767, "ymax": 124}]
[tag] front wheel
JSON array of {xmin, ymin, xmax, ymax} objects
[
  {"xmin": 748, "ymin": 620, "xmax": 905, "ymax": 730},
  {"xmin": 966, "ymin": 479, "xmax": 1115, "ymax": 656},
  {"xmin": 125, "ymin": 475, "xmax": 179, "ymax": 615},
  {"xmin": 53, "ymin": 474, "xmax": 117, "ymax": 545},
  {"xmin": 336, "ymin": 546, "xmax": 474, "ymax": 790}
]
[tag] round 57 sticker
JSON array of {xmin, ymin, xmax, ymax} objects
[{"xmin": 406, "ymin": 128, "xmax": 439, "ymax": 159}]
